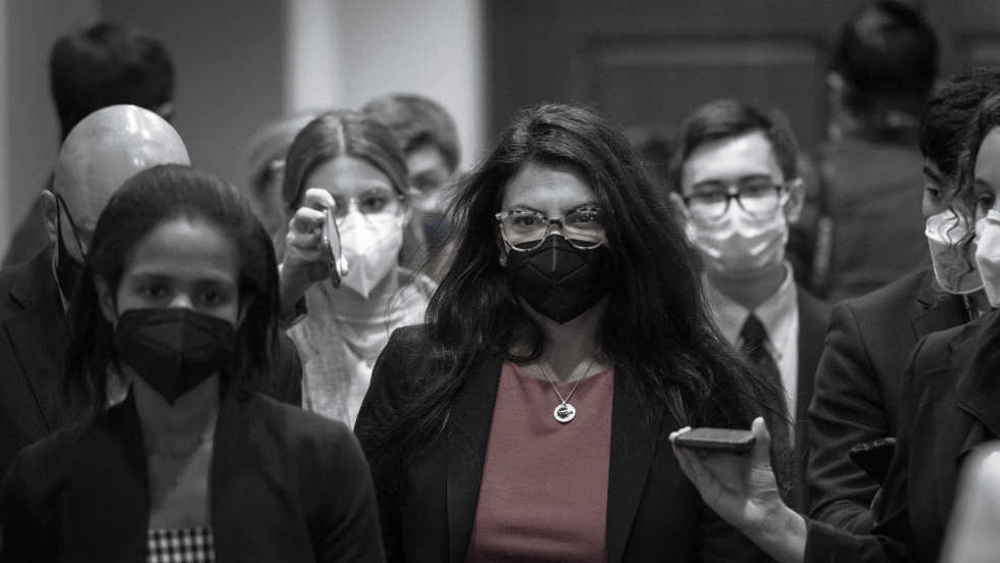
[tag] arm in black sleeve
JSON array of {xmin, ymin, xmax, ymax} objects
[
  {"xmin": 354, "ymin": 326, "xmax": 423, "ymax": 562},
  {"xmin": 808, "ymin": 302, "xmax": 888, "ymax": 532}
]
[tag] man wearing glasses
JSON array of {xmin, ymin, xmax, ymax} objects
[{"xmin": 667, "ymin": 99, "xmax": 830, "ymax": 512}]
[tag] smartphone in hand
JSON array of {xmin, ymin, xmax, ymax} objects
[
  {"xmin": 320, "ymin": 206, "xmax": 348, "ymax": 286},
  {"xmin": 673, "ymin": 428, "xmax": 756, "ymax": 455}
]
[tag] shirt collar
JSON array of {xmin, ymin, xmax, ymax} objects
[{"xmin": 705, "ymin": 263, "xmax": 797, "ymax": 351}]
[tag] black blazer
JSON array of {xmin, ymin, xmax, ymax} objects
[
  {"xmin": 790, "ymin": 286, "xmax": 831, "ymax": 511},
  {"xmin": 806, "ymin": 268, "xmax": 967, "ymax": 532},
  {"xmin": 0, "ymin": 247, "xmax": 304, "ymax": 481},
  {"xmin": 805, "ymin": 308, "xmax": 1000, "ymax": 562},
  {"xmin": 1, "ymin": 388, "xmax": 385, "ymax": 562},
  {"xmin": 0, "ymin": 248, "xmax": 84, "ymax": 481},
  {"xmin": 355, "ymin": 326, "xmax": 771, "ymax": 563}
]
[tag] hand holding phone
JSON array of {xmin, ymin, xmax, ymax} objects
[
  {"xmin": 672, "ymin": 427, "xmax": 756, "ymax": 455},
  {"xmin": 320, "ymin": 206, "xmax": 348, "ymax": 286}
]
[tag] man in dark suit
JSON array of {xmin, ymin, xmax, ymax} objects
[
  {"xmin": 807, "ymin": 67, "xmax": 1000, "ymax": 533},
  {"xmin": 668, "ymin": 99, "xmax": 831, "ymax": 511},
  {"xmin": 0, "ymin": 105, "xmax": 191, "ymax": 479}
]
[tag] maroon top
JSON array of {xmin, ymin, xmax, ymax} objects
[{"xmin": 466, "ymin": 361, "xmax": 615, "ymax": 563}]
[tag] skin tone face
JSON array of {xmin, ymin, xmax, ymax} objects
[
  {"xmin": 102, "ymin": 217, "xmax": 241, "ymax": 327},
  {"xmin": 680, "ymin": 131, "xmax": 789, "ymax": 216},
  {"xmin": 307, "ymin": 156, "xmax": 402, "ymax": 224},
  {"xmin": 973, "ymin": 127, "xmax": 1000, "ymax": 221},
  {"xmin": 500, "ymin": 161, "xmax": 600, "ymax": 247},
  {"xmin": 922, "ymin": 159, "xmax": 950, "ymax": 219},
  {"xmin": 500, "ymin": 160, "xmax": 612, "ymax": 381},
  {"xmin": 406, "ymin": 144, "xmax": 452, "ymax": 198},
  {"xmin": 679, "ymin": 131, "xmax": 803, "ymax": 307}
]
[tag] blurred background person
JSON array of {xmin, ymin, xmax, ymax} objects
[
  {"xmin": 363, "ymin": 93, "xmax": 462, "ymax": 282},
  {"xmin": 243, "ymin": 111, "xmax": 322, "ymax": 244},
  {"xmin": 355, "ymin": 102, "xmax": 781, "ymax": 562},
  {"xmin": 808, "ymin": 67, "xmax": 1000, "ymax": 534},
  {"xmin": 279, "ymin": 110, "xmax": 435, "ymax": 428},
  {"xmin": 668, "ymin": 99, "xmax": 830, "ymax": 511},
  {"xmin": 791, "ymin": 0, "xmax": 939, "ymax": 301},
  {"xmin": 624, "ymin": 122, "xmax": 673, "ymax": 193},
  {"xmin": 3, "ymin": 20, "xmax": 176, "ymax": 267},
  {"xmin": 0, "ymin": 105, "xmax": 189, "ymax": 481},
  {"xmin": 1, "ymin": 164, "xmax": 383, "ymax": 562}
]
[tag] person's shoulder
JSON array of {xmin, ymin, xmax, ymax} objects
[
  {"xmin": 0, "ymin": 248, "xmax": 53, "ymax": 315},
  {"xmin": 837, "ymin": 268, "xmax": 930, "ymax": 318},
  {"xmin": 3, "ymin": 418, "xmax": 90, "ymax": 494},
  {"xmin": 242, "ymin": 391, "xmax": 353, "ymax": 444}
]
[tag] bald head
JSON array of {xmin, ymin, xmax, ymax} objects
[{"xmin": 47, "ymin": 104, "xmax": 189, "ymax": 259}]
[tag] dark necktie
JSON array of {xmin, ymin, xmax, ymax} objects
[{"xmin": 740, "ymin": 315, "xmax": 793, "ymax": 483}]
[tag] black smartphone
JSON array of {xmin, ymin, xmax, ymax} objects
[
  {"xmin": 320, "ymin": 207, "xmax": 346, "ymax": 287},
  {"xmin": 673, "ymin": 428, "xmax": 756, "ymax": 455},
  {"xmin": 848, "ymin": 437, "xmax": 896, "ymax": 484}
]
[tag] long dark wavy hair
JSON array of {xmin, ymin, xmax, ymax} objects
[
  {"xmin": 65, "ymin": 164, "xmax": 281, "ymax": 411},
  {"xmin": 376, "ymin": 103, "xmax": 785, "ymax": 469}
]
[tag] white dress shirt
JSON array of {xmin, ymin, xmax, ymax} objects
[{"xmin": 705, "ymin": 263, "xmax": 800, "ymax": 434}]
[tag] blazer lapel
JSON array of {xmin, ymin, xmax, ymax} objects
[
  {"xmin": 2, "ymin": 250, "xmax": 67, "ymax": 431},
  {"xmin": 446, "ymin": 355, "xmax": 502, "ymax": 562},
  {"xmin": 64, "ymin": 395, "xmax": 149, "ymax": 560},
  {"xmin": 794, "ymin": 287, "xmax": 828, "ymax": 511},
  {"xmin": 605, "ymin": 367, "xmax": 663, "ymax": 563},
  {"xmin": 912, "ymin": 270, "xmax": 966, "ymax": 340}
]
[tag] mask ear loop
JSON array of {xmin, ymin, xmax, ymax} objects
[{"xmin": 55, "ymin": 193, "xmax": 88, "ymax": 260}]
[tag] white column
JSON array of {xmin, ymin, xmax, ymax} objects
[{"xmin": 284, "ymin": 0, "xmax": 344, "ymax": 112}]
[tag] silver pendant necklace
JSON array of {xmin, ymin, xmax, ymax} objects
[{"xmin": 538, "ymin": 358, "xmax": 596, "ymax": 424}]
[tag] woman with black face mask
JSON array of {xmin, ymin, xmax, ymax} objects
[
  {"xmin": 0, "ymin": 165, "xmax": 384, "ymax": 562},
  {"xmin": 353, "ymin": 103, "xmax": 784, "ymax": 562}
]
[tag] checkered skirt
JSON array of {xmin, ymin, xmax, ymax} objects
[{"xmin": 147, "ymin": 527, "xmax": 215, "ymax": 562}]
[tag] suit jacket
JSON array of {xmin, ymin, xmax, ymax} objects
[
  {"xmin": 790, "ymin": 286, "xmax": 831, "ymax": 511},
  {"xmin": 790, "ymin": 132, "xmax": 928, "ymax": 301},
  {"xmin": 807, "ymin": 268, "xmax": 967, "ymax": 533},
  {"xmin": 0, "ymin": 247, "xmax": 304, "ymax": 481},
  {"xmin": 355, "ymin": 326, "xmax": 771, "ymax": 563},
  {"xmin": 805, "ymin": 308, "xmax": 1000, "ymax": 562},
  {"xmin": 0, "ymin": 388, "xmax": 385, "ymax": 562}
]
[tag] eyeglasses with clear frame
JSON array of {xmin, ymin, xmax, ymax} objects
[
  {"xmin": 682, "ymin": 178, "xmax": 789, "ymax": 223},
  {"xmin": 495, "ymin": 204, "xmax": 606, "ymax": 251}
]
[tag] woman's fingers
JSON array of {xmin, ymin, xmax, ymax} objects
[
  {"xmin": 301, "ymin": 187, "xmax": 335, "ymax": 212},
  {"xmin": 750, "ymin": 417, "xmax": 773, "ymax": 469}
]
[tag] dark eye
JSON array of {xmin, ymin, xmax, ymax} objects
[
  {"xmin": 360, "ymin": 194, "xmax": 393, "ymax": 214},
  {"xmin": 511, "ymin": 212, "xmax": 543, "ymax": 228},
  {"xmin": 978, "ymin": 191, "xmax": 996, "ymax": 213},
  {"xmin": 566, "ymin": 206, "xmax": 602, "ymax": 226},
  {"xmin": 742, "ymin": 180, "xmax": 776, "ymax": 196},
  {"xmin": 139, "ymin": 283, "xmax": 168, "ymax": 300},
  {"xmin": 197, "ymin": 286, "xmax": 234, "ymax": 308},
  {"xmin": 692, "ymin": 192, "xmax": 727, "ymax": 205}
]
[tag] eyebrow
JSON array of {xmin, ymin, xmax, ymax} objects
[
  {"xmin": 691, "ymin": 174, "xmax": 774, "ymax": 189},
  {"xmin": 505, "ymin": 201, "xmax": 599, "ymax": 214},
  {"xmin": 922, "ymin": 165, "xmax": 943, "ymax": 183}
]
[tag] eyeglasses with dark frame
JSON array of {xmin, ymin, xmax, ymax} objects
[
  {"xmin": 682, "ymin": 179, "xmax": 789, "ymax": 222},
  {"xmin": 495, "ymin": 204, "xmax": 606, "ymax": 251}
]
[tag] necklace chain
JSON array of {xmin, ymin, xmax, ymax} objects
[{"xmin": 538, "ymin": 355, "xmax": 598, "ymax": 405}]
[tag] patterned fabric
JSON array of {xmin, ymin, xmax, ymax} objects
[{"xmin": 147, "ymin": 527, "xmax": 215, "ymax": 562}]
